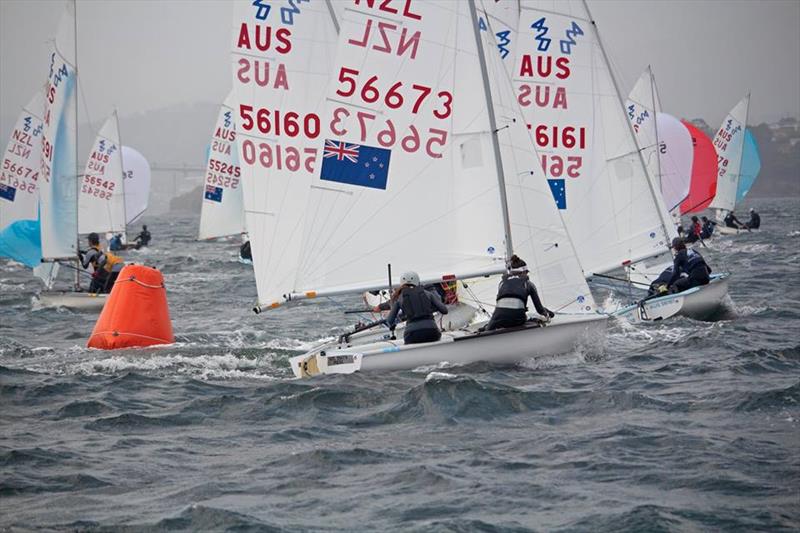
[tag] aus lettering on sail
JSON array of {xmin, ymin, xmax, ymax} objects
[
  {"xmin": 40, "ymin": 52, "xmax": 74, "ymax": 184},
  {"xmin": 81, "ymin": 140, "xmax": 118, "ymax": 201},
  {"xmin": 516, "ymin": 16, "xmax": 588, "ymax": 207}
]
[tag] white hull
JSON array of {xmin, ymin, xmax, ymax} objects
[
  {"xmin": 33, "ymin": 291, "xmax": 107, "ymax": 311},
  {"xmin": 614, "ymin": 273, "xmax": 729, "ymax": 322},
  {"xmin": 716, "ymin": 225, "xmax": 757, "ymax": 236},
  {"xmin": 290, "ymin": 314, "xmax": 607, "ymax": 378}
]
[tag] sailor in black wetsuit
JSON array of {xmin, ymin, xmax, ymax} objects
[
  {"xmin": 133, "ymin": 225, "xmax": 151, "ymax": 249},
  {"xmin": 386, "ymin": 271, "xmax": 448, "ymax": 345},
  {"xmin": 700, "ymin": 216, "xmax": 716, "ymax": 239},
  {"xmin": 239, "ymin": 240, "xmax": 252, "ymax": 261},
  {"xmin": 647, "ymin": 266, "xmax": 674, "ymax": 297},
  {"xmin": 484, "ymin": 255, "xmax": 554, "ymax": 331},
  {"xmin": 747, "ymin": 208, "xmax": 761, "ymax": 229},
  {"xmin": 668, "ymin": 238, "xmax": 712, "ymax": 293},
  {"xmin": 724, "ymin": 211, "xmax": 743, "ymax": 229}
]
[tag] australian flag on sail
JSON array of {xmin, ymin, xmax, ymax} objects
[
  {"xmin": 205, "ymin": 185, "xmax": 223, "ymax": 203},
  {"xmin": 0, "ymin": 184, "xmax": 16, "ymax": 202},
  {"xmin": 320, "ymin": 139, "xmax": 391, "ymax": 190},
  {"xmin": 548, "ymin": 179, "xmax": 566, "ymax": 210}
]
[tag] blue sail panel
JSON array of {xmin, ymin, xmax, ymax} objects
[
  {"xmin": 0, "ymin": 219, "xmax": 42, "ymax": 267},
  {"xmin": 736, "ymin": 129, "xmax": 761, "ymax": 204}
]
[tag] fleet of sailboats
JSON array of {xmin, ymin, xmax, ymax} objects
[{"xmin": 0, "ymin": 0, "xmax": 768, "ymax": 376}]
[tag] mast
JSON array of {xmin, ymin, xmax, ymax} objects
[
  {"xmin": 648, "ymin": 66, "xmax": 663, "ymax": 205},
  {"xmin": 582, "ymin": 0, "xmax": 674, "ymax": 245},
  {"xmin": 115, "ymin": 109, "xmax": 128, "ymax": 239},
  {"xmin": 324, "ymin": 0, "xmax": 340, "ymax": 34},
  {"xmin": 73, "ymin": 0, "xmax": 80, "ymax": 289},
  {"xmin": 468, "ymin": 0, "xmax": 514, "ymax": 262}
]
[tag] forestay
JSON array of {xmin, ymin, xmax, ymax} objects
[
  {"xmin": 679, "ymin": 121, "xmax": 718, "ymax": 215},
  {"xmin": 78, "ymin": 113, "xmax": 126, "ymax": 235},
  {"xmin": 709, "ymin": 95, "xmax": 749, "ymax": 215},
  {"xmin": 39, "ymin": 1, "xmax": 78, "ymax": 260},
  {"xmin": 198, "ymin": 92, "xmax": 245, "ymax": 240},
  {"xmin": 121, "ymin": 146, "xmax": 150, "ymax": 225},
  {"xmin": 736, "ymin": 129, "xmax": 760, "ymax": 204},
  {"xmin": 230, "ymin": 0, "xmax": 339, "ymax": 307},
  {"xmin": 0, "ymin": 91, "xmax": 45, "ymax": 267},
  {"xmin": 514, "ymin": 1, "xmax": 675, "ymax": 277}
]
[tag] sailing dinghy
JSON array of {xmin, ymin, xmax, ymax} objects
[
  {"xmin": 230, "ymin": 0, "xmax": 605, "ymax": 378},
  {"xmin": 709, "ymin": 95, "xmax": 762, "ymax": 235}
]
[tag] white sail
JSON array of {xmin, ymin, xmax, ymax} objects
[
  {"xmin": 198, "ymin": 93, "xmax": 246, "ymax": 240},
  {"xmin": 479, "ymin": 0, "xmax": 520, "ymax": 75},
  {"xmin": 39, "ymin": 1, "xmax": 78, "ymax": 260},
  {"xmin": 78, "ymin": 113, "xmax": 126, "ymax": 234},
  {"xmin": 121, "ymin": 146, "xmax": 150, "ymax": 225},
  {"xmin": 230, "ymin": 0, "xmax": 340, "ymax": 307},
  {"xmin": 708, "ymin": 95, "xmax": 749, "ymax": 215},
  {"xmin": 655, "ymin": 113, "xmax": 693, "ymax": 215},
  {"xmin": 477, "ymin": 0, "xmax": 596, "ymax": 313},
  {"xmin": 1, "ymin": 91, "xmax": 45, "ymax": 230},
  {"xmin": 513, "ymin": 1, "xmax": 675, "ymax": 277}
]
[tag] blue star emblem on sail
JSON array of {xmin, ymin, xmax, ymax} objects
[
  {"xmin": 548, "ymin": 179, "xmax": 566, "ymax": 209},
  {"xmin": 320, "ymin": 140, "xmax": 391, "ymax": 191}
]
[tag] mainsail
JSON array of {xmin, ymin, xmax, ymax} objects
[
  {"xmin": 513, "ymin": 1, "xmax": 676, "ymax": 277},
  {"xmin": 39, "ymin": 1, "xmax": 78, "ymax": 260},
  {"xmin": 709, "ymin": 95, "xmax": 750, "ymax": 215},
  {"xmin": 0, "ymin": 91, "xmax": 45, "ymax": 267},
  {"xmin": 198, "ymin": 93, "xmax": 245, "ymax": 240},
  {"xmin": 679, "ymin": 120, "xmax": 718, "ymax": 215},
  {"xmin": 78, "ymin": 112, "xmax": 126, "ymax": 235},
  {"xmin": 231, "ymin": 0, "xmax": 595, "ymax": 314}
]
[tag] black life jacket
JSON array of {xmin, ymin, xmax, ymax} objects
[
  {"xmin": 497, "ymin": 274, "xmax": 528, "ymax": 303},
  {"xmin": 400, "ymin": 286, "xmax": 434, "ymax": 322},
  {"xmin": 686, "ymin": 248, "xmax": 708, "ymax": 273}
]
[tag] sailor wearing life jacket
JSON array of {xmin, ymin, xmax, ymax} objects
[
  {"xmin": 668, "ymin": 238, "xmax": 711, "ymax": 293},
  {"xmin": 80, "ymin": 232, "xmax": 125, "ymax": 294},
  {"xmin": 386, "ymin": 271, "xmax": 449, "ymax": 345},
  {"xmin": 484, "ymin": 255, "xmax": 554, "ymax": 331}
]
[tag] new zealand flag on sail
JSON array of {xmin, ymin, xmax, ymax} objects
[
  {"xmin": 548, "ymin": 179, "xmax": 566, "ymax": 210},
  {"xmin": 320, "ymin": 140, "xmax": 391, "ymax": 190},
  {"xmin": 205, "ymin": 185, "xmax": 223, "ymax": 203}
]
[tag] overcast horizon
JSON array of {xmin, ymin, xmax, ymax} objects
[{"xmin": 1, "ymin": 0, "xmax": 799, "ymax": 135}]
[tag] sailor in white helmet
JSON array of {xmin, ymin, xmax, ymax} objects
[{"xmin": 385, "ymin": 271, "xmax": 449, "ymax": 345}]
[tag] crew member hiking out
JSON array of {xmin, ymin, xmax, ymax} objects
[
  {"xmin": 483, "ymin": 255, "xmax": 555, "ymax": 331},
  {"xmin": 668, "ymin": 238, "xmax": 712, "ymax": 293},
  {"xmin": 80, "ymin": 233, "xmax": 125, "ymax": 294},
  {"xmin": 724, "ymin": 211, "xmax": 744, "ymax": 229},
  {"xmin": 385, "ymin": 271, "xmax": 448, "ymax": 345}
]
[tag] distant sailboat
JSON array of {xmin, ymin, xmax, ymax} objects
[
  {"xmin": 197, "ymin": 92, "xmax": 246, "ymax": 242},
  {"xmin": 709, "ymin": 94, "xmax": 762, "ymax": 234},
  {"xmin": 626, "ymin": 67, "xmax": 693, "ymax": 219}
]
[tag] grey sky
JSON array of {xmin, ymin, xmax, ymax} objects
[{"xmin": 1, "ymin": 0, "xmax": 799, "ymax": 134}]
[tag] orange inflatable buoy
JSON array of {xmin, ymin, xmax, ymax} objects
[{"xmin": 87, "ymin": 264, "xmax": 175, "ymax": 349}]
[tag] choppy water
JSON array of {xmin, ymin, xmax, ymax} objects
[{"xmin": 2, "ymin": 198, "xmax": 799, "ymax": 531}]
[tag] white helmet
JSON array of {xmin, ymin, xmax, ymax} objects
[{"xmin": 400, "ymin": 271, "xmax": 420, "ymax": 286}]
